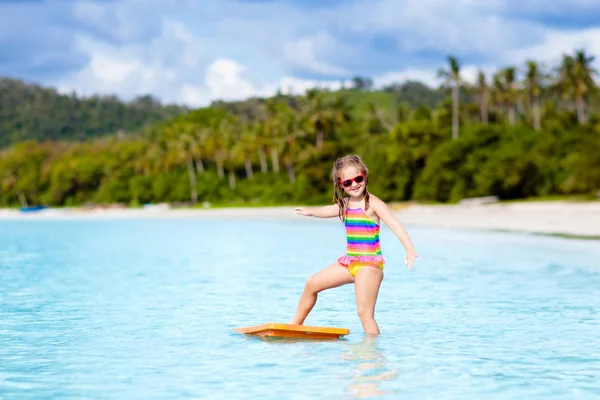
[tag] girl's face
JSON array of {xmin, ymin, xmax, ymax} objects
[{"xmin": 339, "ymin": 166, "xmax": 366, "ymax": 197}]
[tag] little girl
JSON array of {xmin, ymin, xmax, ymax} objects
[{"xmin": 292, "ymin": 154, "xmax": 418, "ymax": 335}]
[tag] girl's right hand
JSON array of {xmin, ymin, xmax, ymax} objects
[
  {"xmin": 404, "ymin": 248, "xmax": 419, "ymax": 271},
  {"xmin": 295, "ymin": 207, "xmax": 311, "ymax": 216}
]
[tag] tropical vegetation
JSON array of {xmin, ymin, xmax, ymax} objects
[{"xmin": 0, "ymin": 50, "xmax": 598, "ymax": 208}]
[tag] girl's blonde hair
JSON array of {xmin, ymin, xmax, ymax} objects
[{"xmin": 331, "ymin": 154, "xmax": 370, "ymax": 221}]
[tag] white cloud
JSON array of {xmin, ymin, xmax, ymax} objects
[
  {"xmin": 40, "ymin": 0, "xmax": 600, "ymax": 107},
  {"xmin": 180, "ymin": 85, "xmax": 208, "ymax": 107},
  {"xmin": 372, "ymin": 63, "xmax": 501, "ymax": 89},
  {"xmin": 52, "ymin": 18, "xmax": 205, "ymax": 103},
  {"xmin": 507, "ymin": 27, "xmax": 600, "ymax": 69},
  {"xmin": 72, "ymin": 0, "xmax": 162, "ymax": 43},
  {"xmin": 460, "ymin": 64, "xmax": 499, "ymax": 85},
  {"xmin": 278, "ymin": 76, "xmax": 347, "ymax": 95},
  {"xmin": 180, "ymin": 58, "xmax": 270, "ymax": 107},
  {"xmin": 180, "ymin": 60, "xmax": 349, "ymax": 107},
  {"xmin": 339, "ymin": 0, "xmax": 546, "ymax": 56},
  {"xmin": 282, "ymin": 33, "xmax": 349, "ymax": 76},
  {"xmin": 374, "ymin": 69, "xmax": 438, "ymax": 88},
  {"xmin": 204, "ymin": 59, "xmax": 256, "ymax": 101},
  {"xmin": 57, "ymin": 50, "xmax": 159, "ymax": 97}
]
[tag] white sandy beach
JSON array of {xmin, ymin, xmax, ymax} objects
[{"xmin": 1, "ymin": 201, "xmax": 599, "ymax": 238}]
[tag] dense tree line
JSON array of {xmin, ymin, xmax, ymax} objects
[
  {"xmin": 0, "ymin": 78, "xmax": 187, "ymax": 148},
  {"xmin": 0, "ymin": 50, "xmax": 598, "ymax": 208}
]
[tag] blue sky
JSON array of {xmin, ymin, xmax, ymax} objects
[{"xmin": 1, "ymin": 0, "xmax": 599, "ymax": 106}]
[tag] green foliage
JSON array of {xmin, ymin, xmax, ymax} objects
[
  {"xmin": 2, "ymin": 116, "xmax": 596, "ymax": 208},
  {"xmin": 413, "ymin": 124, "xmax": 600, "ymax": 202}
]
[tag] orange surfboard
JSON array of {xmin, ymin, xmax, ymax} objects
[{"xmin": 235, "ymin": 323, "xmax": 349, "ymax": 339}]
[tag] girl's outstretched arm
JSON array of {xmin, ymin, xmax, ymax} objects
[
  {"xmin": 295, "ymin": 204, "xmax": 340, "ymax": 218},
  {"xmin": 370, "ymin": 195, "xmax": 419, "ymax": 270}
]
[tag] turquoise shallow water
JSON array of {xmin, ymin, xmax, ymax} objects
[{"xmin": 1, "ymin": 217, "xmax": 599, "ymax": 399}]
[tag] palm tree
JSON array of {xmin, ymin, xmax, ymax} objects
[
  {"xmin": 227, "ymin": 123, "xmax": 241, "ymax": 190},
  {"xmin": 305, "ymin": 89, "xmax": 329, "ymax": 149},
  {"xmin": 556, "ymin": 51, "xmax": 598, "ymax": 124},
  {"xmin": 572, "ymin": 50, "xmax": 597, "ymax": 124},
  {"xmin": 254, "ymin": 121, "xmax": 269, "ymax": 174},
  {"xmin": 235, "ymin": 120, "xmax": 257, "ymax": 180},
  {"xmin": 476, "ymin": 71, "xmax": 489, "ymax": 125},
  {"xmin": 133, "ymin": 141, "xmax": 152, "ymax": 177},
  {"xmin": 183, "ymin": 135, "xmax": 198, "ymax": 204},
  {"xmin": 168, "ymin": 124, "xmax": 200, "ymax": 204},
  {"xmin": 331, "ymin": 92, "xmax": 353, "ymax": 126},
  {"xmin": 1, "ymin": 165, "xmax": 20, "ymax": 206},
  {"xmin": 366, "ymin": 103, "xmax": 393, "ymax": 133},
  {"xmin": 491, "ymin": 73, "xmax": 504, "ymax": 117},
  {"xmin": 525, "ymin": 61, "xmax": 543, "ymax": 130},
  {"xmin": 281, "ymin": 133, "xmax": 301, "ymax": 183},
  {"xmin": 216, "ymin": 120, "xmax": 239, "ymax": 191},
  {"xmin": 279, "ymin": 106, "xmax": 304, "ymax": 183},
  {"xmin": 264, "ymin": 100, "xmax": 281, "ymax": 173},
  {"xmin": 208, "ymin": 119, "xmax": 228, "ymax": 179},
  {"xmin": 194, "ymin": 128, "xmax": 211, "ymax": 174},
  {"xmin": 146, "ymin": 129, "xmax": 169, "ymax": 175},
  {"xmin": 556, "ymin": 54, "xmax": 576, "ymax": 113},
  {"xmin": 500, "ymin": 67, "xmax": 518, "ymax": 125},
  {"xmin": 438, "ymin": 56, "xmax": 461, "ymax": 139}
]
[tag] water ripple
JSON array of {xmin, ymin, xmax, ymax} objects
[{"xmin": 1, "ymin": 220, "xmax": 599, "ymax": 399}]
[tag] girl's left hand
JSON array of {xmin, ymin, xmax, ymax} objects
[{"xmin": 404, "ymin": 248, "xmax": 418, "ymax": 271}]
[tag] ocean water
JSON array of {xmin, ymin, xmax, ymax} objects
[{"xmin": 1, "ymin": 217, "xmax": 599, "ymax": 399}]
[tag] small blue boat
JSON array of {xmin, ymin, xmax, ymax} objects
[{"xmin": 19, "ymin": 205, "xmax": 47, "ymax": 213}]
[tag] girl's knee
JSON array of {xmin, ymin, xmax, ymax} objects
[
  {"xmin": 357, "ymin": 306, "xmax": 375, "ymax": 321},
  {"xmin": 304, "ymin": 275, "xmax": 320, "ymax": 293}
]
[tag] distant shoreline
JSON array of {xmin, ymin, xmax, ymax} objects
[
  {"xmin": 2, "ymin": 200, "xmax": 599, "ymax": 239},
  {"xmin": 395, "ymin": 201, "xmax": 600, "ymax": 239}
]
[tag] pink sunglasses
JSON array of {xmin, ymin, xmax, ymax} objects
[{"xmin": 339, "ymin": 173, "xmax": 365, "ymax": 188}]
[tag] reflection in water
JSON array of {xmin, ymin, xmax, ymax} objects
[{"xmin": 343, "ymin": 336, "xmax": 399, "ymax": 398}]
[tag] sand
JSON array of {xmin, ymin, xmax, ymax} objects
[
  {"xmin": 2, "ymin": 201, "xmax": 599, "ymax": 238},
  {"xmin": 396, "ymin": 202, "xmax": 600, "ymax": 238}
]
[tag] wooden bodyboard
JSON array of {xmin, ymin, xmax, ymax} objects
[{"xmin": 235, "ymin": 323, "xmax": 349, "ymax": 339}]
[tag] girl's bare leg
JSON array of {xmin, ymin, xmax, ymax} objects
[
  {"xmin": 354, "ymin": 267, "xmax": 384, "ymax": 335},
  {"xmin": 291, "ymin": 263, "xmax": 354, "ymax": 325}
]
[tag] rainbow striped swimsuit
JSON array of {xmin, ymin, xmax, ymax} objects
[{"xmin": 337, "ymin": 206, "xmax": 385, "ymax": 277}]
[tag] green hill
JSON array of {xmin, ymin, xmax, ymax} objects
[
  {"xmin": 210, "ymin": 81, "xmax": 445, "ymax": 120},
  {"xmin": 0, "ymin": 77, "xmax": 188, "ymax": 148},
  {"xmin": 0, "ymin": 77, "xmax": 447, "ymax": 149}
]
